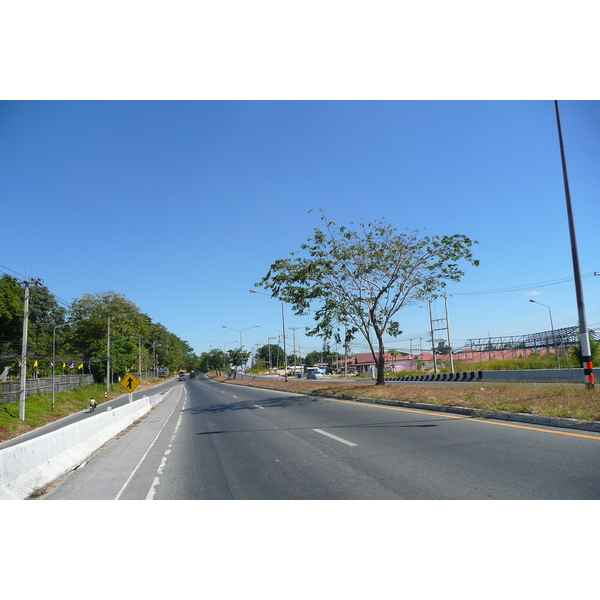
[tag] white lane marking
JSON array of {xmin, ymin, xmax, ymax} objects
[
  {"xmin": 313, "ymin": 428, "xmax": 357, "ymax": 447},
  {"xmin": 146, "ymin": 477, "xmax": 160, "ymax": 500},
  {"xmin": 253, "ymin": 404, "xmax": 265, "ymax": 409},
  {"xmin": 114, "ymin": 387, "xmax": 184, "ymax": 500},
  {"xmin": 146, "ymin": 401, "xmax": 185, "ymax": 500}
]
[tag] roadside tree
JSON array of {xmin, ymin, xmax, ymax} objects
[
  {"xmin": 256, "ymin": 212, "xmax": 479, "ymax": 385},
  {"xmin": 255, "ymin": 343, "xmax": 285, "ymax": 369},
  {"xmin": 227, "ymin": 348, "xmax": 251, "ymax": 378}
]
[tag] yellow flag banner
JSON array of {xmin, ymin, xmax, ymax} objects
[
  {"xmin": 78, "ymin": 364, "xmax": 83, "ymax": 370},
  {"xmin": 33, "ymin": 360, "xmax": 38, "ymax": 367}
]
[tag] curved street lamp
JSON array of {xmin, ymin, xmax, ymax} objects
[
  {"xmin": 222, "ymin": 324, "xmax": 259, "ymax": 378},
  {"xmin": 211, "ymin": 338, "xmax": 239, "ymax": 353},
  {"xmin": 529, "ymin": 299, "xmax": 560, "ymax": 369},
  {"xmin": 250, "ymin": 289, "xmax": 288, "ymax": 381}
]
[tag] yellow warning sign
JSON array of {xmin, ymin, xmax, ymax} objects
[{"xmin": 120, "ymin": 373, "xmax": 141, "ymax": 393}]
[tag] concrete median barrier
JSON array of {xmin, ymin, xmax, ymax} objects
[{"xmin": 0, "ymin": 392, "xmax": 168, "ymax": 500}]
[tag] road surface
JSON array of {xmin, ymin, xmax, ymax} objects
[{"xmin": 42, "ymin": 374, "xmax": 600, "ymax": 499}]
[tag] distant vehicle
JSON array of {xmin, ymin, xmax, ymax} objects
[
  {"xmin": 178, "ymin": 370, "xmax": 186, "ymax": 381},
  {"xmin": 307, "ymin": 371, "xmax": 323, "ymax": 379}
]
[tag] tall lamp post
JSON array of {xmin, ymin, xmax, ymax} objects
[
  {"xmin": 210, "ymin": 339, "xmax": 237, "ymax": 377},
  {"xmin": 222, "ymin": 325, "xmax": 259, "ymax": 378},
  {"xmin": 554, "ymin": 100, "xmax": 594, "ymax": 387},
  {"xmin": 211, "ymin": 338, "xmax": 239, "ymax": 353},
  {"xmin": 211, "ymin": 338, "xmax": 238, "ymax": 376},
  {"xmin": 52, "ymin": 317, "xmax": 89, "ymax": 412},
  {"xmin": 529, "ymin": 299, "xmax": 560, "ymax": 369},
  {"xmin": 250, "ymin": 289, "xmax": 288, "ymax": 381}
]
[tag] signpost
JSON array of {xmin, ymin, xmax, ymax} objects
[{"xmin": 120, "ymin": 373, "xmax": 141, "ymax": 402}]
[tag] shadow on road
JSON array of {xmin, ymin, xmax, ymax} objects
[{"xmin": 184, "ymin": 394, "xmax": 320, "ymax": 415}]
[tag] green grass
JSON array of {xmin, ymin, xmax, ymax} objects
[{"xmin": 0, "ymin": 382, "xmax": 120, "ymax": 442}]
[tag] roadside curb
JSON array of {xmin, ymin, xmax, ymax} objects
[
  {"xmin": 336, "ymin": 395, "xmax": 600, "ymax": 434},
  {"xmin": 218, "ymin": 378, "xmax": 600, "ymax": 435}
]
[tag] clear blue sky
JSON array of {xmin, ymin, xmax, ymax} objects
[
  {"xmin": 1, "ymin": 100, "xmax": 598, "ymax": 358},
  {"xmin": 3, "ymin": 2, "xmax": 599, "ymax": 573}
]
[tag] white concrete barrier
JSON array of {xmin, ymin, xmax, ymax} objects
[{"xmin": 0, "ymin": 392, "xmax": 168, "ymax": 500}]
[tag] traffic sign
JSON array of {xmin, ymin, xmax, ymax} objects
[{"xmin": 121, "ymin": 373, "xmax": 141, "ymax": 393}]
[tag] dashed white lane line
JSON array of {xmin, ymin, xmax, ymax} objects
[
  {"xmin": 313, "ymin": 428, "xmax": 357, "ymax": 447},
  {"xmin": 146, "ymin": 397, "xmax": 185, "ymax": 500},
  {"xmin": 112, "ymin": 387, "xmax": 184, "ymax": 500},
  {"xmin": 253, "ymin": 404, "xmax": 265, "ymax": 409}
]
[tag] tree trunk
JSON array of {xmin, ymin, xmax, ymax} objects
[{"xmin": 375, "ymin": 334, "xmax": 386, "ymax": 386}]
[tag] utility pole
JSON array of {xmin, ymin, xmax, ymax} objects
[
  {"xmin": 429, "ymin": 299, "xmax": 451, "ymax": 375},
  {"xmin": 444, "ymin": 295, "xmax": 455, "ymax": 374},
  {"xmin": 19, "ymin": 280, "xmax": 30, "ymax": 421},
  {"xmin": 428, "ymin": 300, "xmax": 437, "ymax": 374},
  {"xmin": 276, "ymin": 335, "xmax": 281, "ymax": 374},
  {"xmin": 12, "ymin": 275, "xmax": 44, "ymax": 420},
  {"xmin": 281, "ymin": 307, "xmax": 287, "ymax": 381},
  {"xmin": 289, "ymin": 326, "xmax": 299, "ymax": 375},
  {"xmin": 267, "ymin": 336, "xmax": 276, "ymax": 372},
  {"xmin": 106, "ymin": 317, "xmax": 111, "ymax": 395},
  {"xmin": 344, "ymin": 324, "xmax": 349, "ymax": 378},
  {"xmin": 554, "ymin": 100, "xmax": 594, "ymax": 388}
]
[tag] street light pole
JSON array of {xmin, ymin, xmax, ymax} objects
[
  {"xmin": 250, "ymin": 289, "xmax": 288, "ymax": 381},
  {"xmin": 222, "ymin": 324, "xmax": 259, "ymax": 378},
  {"xmin": 212, "ymin": 338, "xmax": 239, "ymax": 353},
  {"xmin": 554, "ymin": 100, "xmax": 594, "ymax": 387},
  {"xmin": 529, "ymin": 299, "xmax": 560, "ymax": 369}
]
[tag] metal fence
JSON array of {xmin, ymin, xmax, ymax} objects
[
  {"xmin": 462, "ymin": 326, "xmax": 599, "ymax": 361},
  {"xmin": 0, "ymin": 375, "xmax": 95, "ymax": 404}
]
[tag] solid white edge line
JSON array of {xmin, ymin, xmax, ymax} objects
[{"xmin": 313, "ymin": 428, "xmax": 357, "ymax": 447}]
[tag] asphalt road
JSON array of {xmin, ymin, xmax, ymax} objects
[{"xmin": 42, "ymin": 374, "xmax": 600, "ymax": 500}]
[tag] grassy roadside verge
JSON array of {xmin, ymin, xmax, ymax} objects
[
  {"xmin": 0, "ymin": 378, "xmax": 165, "ymax": 444},
  {"xmin": 212, "ymin": 375, "xmax": 600, "ymax": 422}
]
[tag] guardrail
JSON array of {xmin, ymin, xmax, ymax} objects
[{"xmin": 0, "ymin": 391, "xmax": 169, "ymax": 500}]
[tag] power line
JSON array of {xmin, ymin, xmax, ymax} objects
[{"xmin": 451, "ymin": 272, "xmax": 595, "ymax": 296}]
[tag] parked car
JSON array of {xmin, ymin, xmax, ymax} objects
[{"xmin": 307, "ymin": 371, "xmax": 324, "ymax": 379}]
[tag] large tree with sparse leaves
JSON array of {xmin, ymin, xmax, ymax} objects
[{"xmin": 257, "ymin": 211, "xmax": 479, "ymax": 385}]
